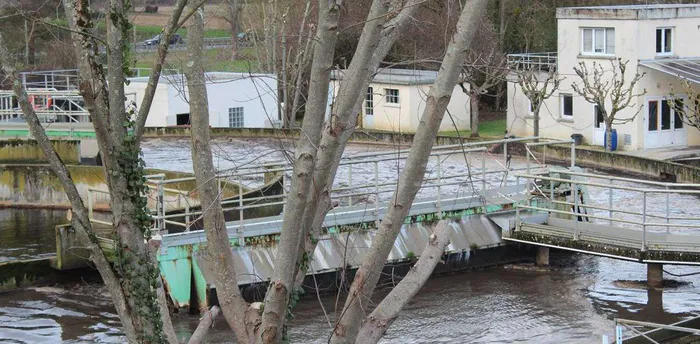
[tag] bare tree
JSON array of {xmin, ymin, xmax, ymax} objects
[
  {"xmin": 225, "ymin": 0, "xmax": 242, "ymax": 59},
  {"xmin": 460, "ymin": 20, "xmax": 508, "ymax": 137},
  {"xmin": 515, "ymin": 63, "xmax": 561, "ymax": 138},
  {"xmin": 0, "ymin": 0, "xmax": 206, "ymax": 342},
  {"xmin": 329, "ymin": 1, "xmax": 489, "ymax": 343},
  {"xmin": 669, "ymin": 78, "xmax": 700, "ymax": 131},
  {"xmin": 572, "ymin": 59, "xmax": 646, "ymax": 151}
]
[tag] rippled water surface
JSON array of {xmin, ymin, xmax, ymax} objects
[{"xmin": 1, "ymin": 139, "xmax": 699, "ymax": 343}]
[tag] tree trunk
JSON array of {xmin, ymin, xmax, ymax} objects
[
  {"xmin": 605, "ymin": 122, "xmax": 613, "ymax": 151},
  {"xmin": 354, "ymin": 220, "xmax": 454, "ymax": 344},
  {"xmin": 329, "ymin": 2, "xmax": 488, "ymax": 343},
  {"xmin": 292, "ymin": 0, "xmax": 422, "ymax": 289},
  {"xmin": 184, "ymin": 7, "xmax": 251, "ymax": 344},
  {"xmin": 470, "ymin": 92, "xmax": 480, "ymax": 137},
  {"xmin": 226, "ymin": 0, "xmax": 241, "ymax": 59},
  {"xmin": 257, "ymin": 1, "xmax": 341, "ymax": 342}
]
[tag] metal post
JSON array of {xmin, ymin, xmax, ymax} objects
[
  {"xmin": 549, "ymin": 176, "xmax": 554, "ymax": 212},
  {"xmin": 526, "ymin": 147, "xmax": 531, "ymax": 174},
  {"xmin": 481, "ymin": 152, "xmax": 486, "ymax": 191},
  {"xmin": 238, "ymin": 176, "xmax": 244, "ymax": 243},
  {"xmin": 374, "ymin": 161, "xmax": 379, "ymax": 220},
  {"xmin": 282, "ymin": 173, "xmax": 287, "ymax": 214},
  {"xmin": 515, "ymin": 175, "xmax": 521, "ymax": 230},
  {"xmin": 157, "ymin": 183, "xmax": 165, "ymax": 232},
  {"xmin": 436, "ymin": 155, "xmax": 442, "ymax": 219},
  {"xmin": 185, "ymin": 203, "xmax": 190, "ymax": 232},
  {"xmin": 609, "ymin": 177, "xmax": 613, "ymax": 225},
  {"xmin": 348, "ymin": 165, "xmax": 353, "ymax": 206},
  {"xmin": 573, "ymin": 181, "xmax": 579, "ymax": 240},
  {"xmin": 615, "ymin": 325, "xmax": 623, "ymax": 344},
  {"xmin": 642, "ymin": 191, "xmax": 647, "ymax": 251},
  {"xmin": 503, "ymin": 141, "xmax": 508, "ymax": 167},
  {"xmin": 665, "ymin": 186, "xmax": 670, "ymax": 234}
]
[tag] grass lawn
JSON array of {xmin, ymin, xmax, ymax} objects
[
  {"xmin": 48, "ymin": 19, "xmax": 230, "ymax": 40},
  {"xmin": 440, "ymin": 119, "xmax": 506, "ymax": 138},
  {"xmin": 133, "ymin": 47, "xmax": 259, "ymax": 73}
]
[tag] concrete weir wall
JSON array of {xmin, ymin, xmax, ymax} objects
[
  {"xmin": 0, "ymin": 164, "xmax": 197, "ymax": 209},
  {"xmin": 0, "ymin": 139, "xmax": 80, "ymax": 165},
  {"xmin": 535, "ymin": 145, "xmax": 700, "ymax": 184}
]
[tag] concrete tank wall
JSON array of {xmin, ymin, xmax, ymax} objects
[{"xmin": 0, "ymin": 139, "xmax": 80, "ymax": 164}]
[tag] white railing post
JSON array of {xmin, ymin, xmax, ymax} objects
[
  {"xmin": 481, "ymin": 152, "xmax": 486, "ymax": 191},
  {"xmin": 374, "ymin": 161, "xmax": 379, "ymax": 222},
  {"xmin": 526, "ymin": 146, "xmax": 531, "ymax": 174},
  {"xmin": 665, "ymin": 186, "xmax": 670, "ymax": 233},
  {"xmin": 185, "ymin": 203, "xmax": 191, "ymax": 232},
  {"xmin": 615, "ymin": 324, "xmax": 623, "ymax": 344},
  {"xmin": 609, "ymin": 177, "xmax": 614, "ymax": 225},
  {"xmin": 238, "ymin": 175, "xmax": 244, "ymax": 245},
  {"xmin": 573, "ymin": 181, "xmax": 579, "ymax": 240},
  {"xmin": 157, "ymin": 183, "xmax": 165, "ymax": 232},
  {"xmin": 642, "ymin": 191, "xmax": 647, "ymax": 251},
  {"xmin": 436, "ymin": 155, "xmax": 442, "ymax": 219},
  {"xmin": 282, "ymin": 172, "xmax": 287, "ymax": 214},
  {"xmin": 348, "ymin": 164, "xmax": 353, "ymax": 206},
  {"xmin": 515, "ymin": 175, "xmax": 521, "ymax": 230}
]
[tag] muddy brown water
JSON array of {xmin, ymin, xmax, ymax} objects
[
  {"xmin": 1, "ymin": 209, "xmax": 700, "ymax": 343},
  {"xmin": 1, "ymin": 140, "xmax": 700, "ymax": 342}
]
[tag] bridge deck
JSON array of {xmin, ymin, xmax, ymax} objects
[{"xmin": 506, "ymin": 217, "xmax": 700, "ymax": 265}]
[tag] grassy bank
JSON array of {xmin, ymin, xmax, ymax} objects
[
  {"xmin": 440, "ymin": 119, "xmax": 506, "ymax": 138},
  {"xmin": 133, "ymin": 47, "xmax": 259, "ymax": 73}
]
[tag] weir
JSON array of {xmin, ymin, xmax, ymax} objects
[{"xmin": 45, "ymin": 137, "xmax": 700, "ymax": 316}]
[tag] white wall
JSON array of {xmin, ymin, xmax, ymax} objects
[
  {"xmin": 359, "ymin": 82, "xmax": 470, "ymax": 133},
  {"xmin": 508, "ymin": 10, "xmax": 700, "ymax": 150},
  {"xmin": 127, "ymin": 74, "xmax": 279, "ymax": 128}
]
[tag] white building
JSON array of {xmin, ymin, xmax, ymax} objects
[
  {"xmin": 507, "ymin": 4, "xmax": 700, "ymax": 150},
  {"xmin": 125, "ymin": 72, "xmax": 279, "ymax": 128},
  {"xmin": 330, "ymin": 69, "xmax": 471, "ymax": 132}
]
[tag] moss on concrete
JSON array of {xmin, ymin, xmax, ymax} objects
[{"xmin": 0, "ymin": 139, "xmax": 80, "ymax": 164}]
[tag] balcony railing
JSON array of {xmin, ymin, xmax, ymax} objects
[{"xmin": 507, "ymin": 52, "xmax": 558, "ymax": 72}]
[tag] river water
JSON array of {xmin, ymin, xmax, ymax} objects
[{"xmin": 1, "ymin": 138, "xmax": 699, "ymax": 343}]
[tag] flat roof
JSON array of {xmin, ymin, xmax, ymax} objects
[
  {"xmin": 331, "ymin": 68, "xmax": 438, "ymax": 86},
  {"xmin": 127, "ymin": 72, "xmax": 276, "ymax": 84},
  {"xmin": 640, "ymin": 58, "xmax": 700, "ymax": 85},
  {"xmin": 557, "ymin": 4, "xmax": 700, "ymax": 20}
]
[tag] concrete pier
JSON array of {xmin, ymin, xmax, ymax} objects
[
  {"xmin": 535, "ymin": 247, "xmax": 549, "ymax": 266},
  {"xmin": 647, "ymin": 263, "xmax": 663, "ymax": 288}
]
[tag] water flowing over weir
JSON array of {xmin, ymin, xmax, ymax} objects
[{"xmin": 2, "ymin": 137, "xmax": 700, "ymax": 343}]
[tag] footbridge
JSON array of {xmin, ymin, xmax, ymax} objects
[{"xmin": 505, "ymin": 170, "xmax": 700, "ymax": 288}]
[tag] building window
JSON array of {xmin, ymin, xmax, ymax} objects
[
  {"xmin": 674, "ymin": 99, "xmax": 684, "ymax": 129},
  {"xmin": 560, "ymin": 94, "xmax": 573, "ymax": 118},
  {"xmin": 385, "ymin": 88, "xmax": 399, "ymax": 104},
  {"xmin": 656, "ymin": 28, "xmax": 673, "ymax": 55},
  {"xmin": 228, "ymin": 107, "xmax": 244, "ymax": 128},
  {"xmin": 365, "ymin": 87, "xmax": 374, "ymax": 116},
  {"xmin": 176, "ymin": 113, "xmax": 190, "ymax": 126},
  {"xmin": 582, "ymin": 28, "xmax": 615, "ymax": 55},
  {"xmin": 648, "ymin": 100, "xmax": 658, "ymax": 131},
  {"xmin": 594, "ymin": 105, "xmax": 605, "ymax": 129}
]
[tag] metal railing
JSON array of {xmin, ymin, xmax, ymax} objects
[
  {"xmin": 507, "ymin": 52, "xmax": 558, "ymax": 71},
  {"xmin": 514, "ymin": 170, "xmax": 700, "ymax": 252},
  {"xmin": 83, "ymin": 137, "xmax": 579, "ymax": 242},
  {"xmin": 17, "ymin": 68, "xmax": 181, "ymax": 90},
  {"xmin": 606, "ymin": 317, "xmax": 700, "ymax": 344}
]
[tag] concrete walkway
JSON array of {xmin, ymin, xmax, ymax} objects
[{"xmin": 621, "ymin": 145, "xmax": 700, "ymax": 161}]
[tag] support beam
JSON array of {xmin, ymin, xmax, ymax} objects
[
  {"xmin": 647, "ymin": 263, "xmax": 663, "ymax": 288},
  {"xmin": 536, "ymin": 246, "xmax": 549, "ymax": 266}
]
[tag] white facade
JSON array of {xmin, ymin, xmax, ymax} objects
[
  {"xmin": 125, "ymin": 72, "xmax": 279, "ymax": 128},
  {"xmin": 507, "ymin": 4, "xmax": 700, "ymax": 150},
  {"xmin": 330, "ymin": 69, "xmax": 471, "ymax": 133}
]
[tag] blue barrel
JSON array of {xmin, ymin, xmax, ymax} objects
[{"xmin": 604, "ymin": 129, "xmax": 618, "ymax": 151}]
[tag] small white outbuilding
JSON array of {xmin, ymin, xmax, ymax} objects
[
  {"xmin": 125, "ymin": 72, "xmax": 279, "ymax": 128},
  {"xmin": 329, "ymin": 68, "xmax": 471, "ymax": 133}
]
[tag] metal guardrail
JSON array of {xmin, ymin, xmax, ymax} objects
[
  {"xmin": 606, "ymin": 317, "xmax": 700, "ymax": 344},
  {"xmin": 514, "ymin": 170, "xmax": 700, "ymax": 252},
  {"xmin": 85, "ymin": 137, "xmax": 566, "ymax": 238},
  {"xmin": 507, "ymin": 52, "xmax": 558, "ymax": 71}
]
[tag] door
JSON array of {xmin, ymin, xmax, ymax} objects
[
  {"xmin": 593, "ymin": 105, "xmax": 606, "ymax": 146},
  {"xmin": 645, "ymin": 98, "xmax": 686, "ymax": 148}
]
